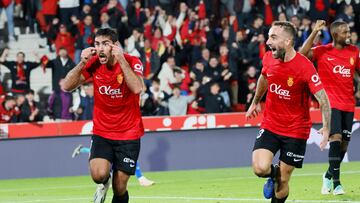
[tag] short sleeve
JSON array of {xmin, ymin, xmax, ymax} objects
[
  {"xmin": 356, "ymin": 49, "xmax": 360, "ymax": 71},
  {"xmin": 261, "ymin": 52, "xmax": 270, "ymax": 76},
  {"xmin": 304, "ymin": 61, "xmax": 324, "ymax": 95},
  {"xmin": 81, "ymin": 56, "xmax": 98, "ymax": 80},
  {"xmin": 125, "ymin": 54, "xmax": 143, "ymax": 77},
  {"xmin": 311, "ymin": 45, "xmax": 325, "ymax": 62}
]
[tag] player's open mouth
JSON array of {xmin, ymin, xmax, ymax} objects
[
  {"xmin": 269, "ymin": 46, "xmax": 277, "ymax": 55},
  {"xmin": 99, "ymin": 53, "xmax": 107, "ymax": 63}
]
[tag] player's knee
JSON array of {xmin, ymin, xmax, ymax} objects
[
  {"xmin": 252, "ymin": 162, "xmax": 270, "ymax": 177},
  {"xmin": 329, "ymin": 134, "xmax": 342, "ymax": 142},
  {"xmin": 91, "ymin": 169, "xmax": 110, "ymax": 184}
]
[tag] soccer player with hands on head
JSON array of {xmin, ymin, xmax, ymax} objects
[{"xmin": 63, "ymin": 28, "xmax": 145, "ymax": 203}]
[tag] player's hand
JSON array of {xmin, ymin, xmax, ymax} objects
[
  {"xmin": 80, "ymin": 47, "xmax": 96, "ymax": 64},
  {"xmin": 246, "ymin": 103, "xmax": 261, "ymax": 120},
  {"xmin": 318, "ymin": 127, "xmax": 330, "ymax": 151},
  {"xmin": 314, "ymin": 20, "xmax": 326, "ymax": 32},
  {"xmin": 109, "ymin": 43, "xmax": 124, "ymax": 62}
]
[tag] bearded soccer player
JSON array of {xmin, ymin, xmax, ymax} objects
[
  {"xmin": 62, "ymin": 28, "xmax": 145, "ymax": 203},
  {"xmin": 300, "ymin": 20, "xmax": 360, "ymax": 195},
  {"xmin": 246, "ymin": 21, "xmax": 331, "ymax": 203}
]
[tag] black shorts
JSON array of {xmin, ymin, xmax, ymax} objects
[
  {"xmin": 253, "ymin": 129, "xmax": 307, "ymax": 168},
  {"xmin": 90, "ymin": 135, "xmax": 141, "ymax": 175},
  {"xmin": 330, "ymin": 108, "xmax": 354, "ymax": 141}
]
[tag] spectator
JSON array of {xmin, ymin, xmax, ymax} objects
[
  {"xmin": 351, "ymin": 31, "xmax": 360, "ymax": 48},
  {"xmin": 127, "ymin": 0, "xmax": 147, "ymax": 32},
  {"xmin": 99, "ymin": 12, "xmax": 111, "ymax": 29},
  {"xmin": 77, "ymin": 83, "xmax": 94, "ymax": 120},
  {"xmin": 195, "ymin": 82, "xmax": 229, "ymax": 113},
  {"xmin": 0, "ymin": 48, "xmax": 41, "ymax": 94},
  {"xmin": 18, "ymin": 89, "xmax": 42, "ymax": 122},
  {"xmin": 309, "ymin": 0, "xmax": 330, "ymax": 21},
  {"xmin": 73, "ymin": 15, "xmax": 95, "ymax": 64},
  {"xmin": 147, "ymin": 78, "xmax": 169, "ymax": 115},
  {"xmin": 138, "ymin": 39, "xmax": 161, "ymax": 80},
  {"xmin": 164, "ymin": 85, "xmax": 194, "ymax": 116},
  {"xmin": 336, "ymin": 4, "xmax": 355, "ymax": 29},
  {"xmin": 47, "ymin": 79, "xmax": 73, "ymax": 121},
  {"xmin": 243, "ymin": 66, "xmax": 258, "ymax": 109},
  {"xmin": 58, "ymin": 0, "xmax": 80, "ymax": 24},
  {"xmin": 54, "ymin": 24, "xmax": 76, "ymax": 60},
  {"xmin": 45, "ymin": 47, "xmax": 76, "ymax": 92},
  {"xmin": 0, "ymin": 95, "xmax": 17, "ymax": 123},
  {"xmin": 0, "ymin": 0, "xmax": 19, "ymax": 42},
  {"xmin": 157, "ymin": 56, "xmax": 181, "ymax": 95}
]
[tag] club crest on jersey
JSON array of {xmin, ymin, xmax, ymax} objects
[
  {"xmin": 117, "ymin": 74, "xmax": 124, "ymax": 84},
  {"xmin": 350, "ymin": 57, "xmax": 354, "ymax": 66},
  {"xmin": 287, "ymin": 77, "xmax": 294, "ymax": 87}
]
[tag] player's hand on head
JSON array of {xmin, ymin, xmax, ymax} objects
[
  {"xmin": 80, "ymin": 47, "xmax": 96, "ymax": 64},
  {"xmin": 314, "ymin": 20, "xmax": 326, "ymax": 32},
  {"xmin": 109, "ymin": 43, "xmax": 124, "ymax": 61},
  {"xmin": 246, "ymin": 103, "xmax": 261, "ymax": 120},
  {"xmin": 318, "ymin": 127, "xmax": 329, "ymax": 151}
]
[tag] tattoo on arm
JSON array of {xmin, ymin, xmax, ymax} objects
[
  {"xmin": 252, "ymin": 75, "xmax": 268, "ymax": 104},
  {"xmin": 314, "ymin": 89, "xmax": 331, "ymax": 130}
]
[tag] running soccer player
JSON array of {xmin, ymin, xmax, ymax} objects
[
  {"xmin": 62, "ymin": 28, "xmax": 145, "ymax": 203},
  {"xmin": 246, "ymin": 21, "xmax": 331, "ymax": 203},
  {"xmin": 300, "ymin": 20, "xmax": 360, "ymax": 195},
  {"xmin": 72, "ymin": 145, "xmax": 155, "ymax": 187}
]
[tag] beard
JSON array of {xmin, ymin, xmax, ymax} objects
[{"xmin": 272, "ymin": 47, "xmax": 286, "ymax": 61}]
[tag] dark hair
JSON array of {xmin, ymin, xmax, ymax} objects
[
  {"xmin": 173, "ymin": 68, "xmax": 182, "ymax": 74},
  {"xmin": 16, "ymin": 52, "xmax": 25, "ymax": 57},
  {"xmin": 5, "ymin": 95, "xmax": 15, "ymax": 101},
  {"xmin": 172, "ymin": 85, "xmax": 181, "ymax": 90},
  {"xmin": 330, "ymin": 20, "xmax": 348, "ymax": 35},
  {"xmin": 58, "ymin": 47, "xmax": 67, "ymax": 51},
  {"xmin": 272, "ymin": 21, "xmax": 297, "ymax": 45},
  {"xmin": 152, "ymin": 78, "xmax": 160, "ymax": 84},
  {"xmin": 26, "ymin": 89, "xmax": 35, "ymax": 95},
  {"xmin": 95, "ymin": 28, "xmax": 118, "ymax": 42}
]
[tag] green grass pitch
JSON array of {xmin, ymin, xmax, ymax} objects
[{"xmin": 1, "ymin": 162, "xmax": 360, "ymax": 203}]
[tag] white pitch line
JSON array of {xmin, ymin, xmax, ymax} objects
[
  {"xmin": 1, "ymin": 170, "xmax": 360, "ymax": 192},
  {"xmin": 1, "ymin": 196, "xmax": 360, "ymax": 203}
]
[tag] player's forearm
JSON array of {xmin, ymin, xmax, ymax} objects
[
  {"xmin": 62, "ymin": 62, "xmax": 85, "ymax": 92},
  {"xmin": 252, "ymin": 75, "xmax": 268, "ymax": 105},
  {"xmin": 299, "ymin": 29, "xmax": 318, "ymax": 58},
  {"xmin": 118, "ymin": 58, "xmax": 144, "ymax": 94},
  {"xmin": 314, "ymin": 89, "xmax": 331, "ymax": 130}
]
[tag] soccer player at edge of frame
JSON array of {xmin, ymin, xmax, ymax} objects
[
  {"xmin": 300, "ymin": 19, "xmax": 360, "ymax": 195},
  {"xmin": 246, "ymin": 21, "xmax": 331, "ymax": 203},
  {"xmin": 62, "ymin": 28, "xmax": 145, "ymax": 203}
]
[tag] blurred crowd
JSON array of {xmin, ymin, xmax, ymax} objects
[{"xmin": 0, "ymin": 0, "xmax": 360, "ymax": 123}]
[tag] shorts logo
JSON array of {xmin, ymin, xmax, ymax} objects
[
  {"xmin": 257, "ymin": 129, "xmax": 264, "ymax": 139},
  {"xmin": 286, "ymin": 152, "xmax": 304, "ymax": 162},
  {"xmin": 287, "ymin": 77, "xmax": 294, "ymax": 87},
  {"xmin": 123, "ymin": 157, "xmax": 135, "ymax": 168}
]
